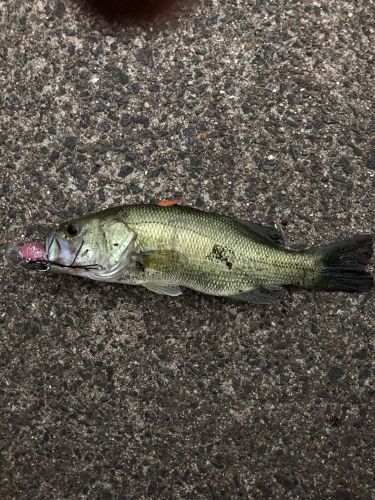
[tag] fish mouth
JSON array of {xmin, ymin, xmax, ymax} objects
[
  {"xmin": 43, "ymin": 232, "xmax": 120, "ymax": 278},
  {"xmin": 44, "ymin": 232, "xmax": 103, "ymax": 276},
  {"xmin": 45, "ymin": 232, "xmax": 75, "ymax": 266}
]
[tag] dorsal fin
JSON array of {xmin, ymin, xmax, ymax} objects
[{"xmin": 236, "ymin": 219, "xmax": 284, "ymax": 247}]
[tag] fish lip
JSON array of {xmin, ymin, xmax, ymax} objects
[
  {"xmin": 45, "ymin": 232, "xmax": 55, "ymax": 261},
  {"xmin": 45, "ymin": 232, "xmax": 54, "ymax": 262}
]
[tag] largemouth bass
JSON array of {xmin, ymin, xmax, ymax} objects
[{"xmin": 24, "ymin": 204, "xmax": 374, "ymax": 303}]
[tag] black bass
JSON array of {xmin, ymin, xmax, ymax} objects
[{"xmin": 22, "ymin": 204, "xmax": 373, "ymax": 303}]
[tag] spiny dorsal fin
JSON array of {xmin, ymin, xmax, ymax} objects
[{"xmin": 157, "ymin": 199, "xmax": 182, "ymax": 207}]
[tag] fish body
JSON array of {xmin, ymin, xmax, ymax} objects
[
  {"xmin": 120, "ymin": 205, "xmax": 319, "ymax": 296},
  {"xmin": 42, "ymin": 204, "xmax": 373, "ymax": 303}
]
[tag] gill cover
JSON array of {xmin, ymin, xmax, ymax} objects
[{"xmin": 95, "ymin": 219, "xmax": 136, "ymax": 281}]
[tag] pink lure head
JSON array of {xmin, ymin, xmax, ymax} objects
[{"xmin": 20, "ymin": 242, "xmax": 46, "ymax": 262}]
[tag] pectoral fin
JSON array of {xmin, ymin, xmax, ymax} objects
[
  {"xmin": 134, "ymin": 250, "xmax": 185, "ymax": 269},
  {"xmin": 230, "ymin": 285, "xmax": 286, "ymax": 304},
  {"xmin": 143, "ymin": 282, "xmax": 184, "ymax": 296}
]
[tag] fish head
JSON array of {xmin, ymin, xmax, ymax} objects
[{"xmin": 45, "ymin": 211, "xmax": 136, "ymax": 281}]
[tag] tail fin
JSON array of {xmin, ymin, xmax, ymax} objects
[{"xmin": 310, "ymin": 235, "xmax": 374, "ymax": 292}]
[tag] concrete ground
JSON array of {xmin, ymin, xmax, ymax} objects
[{"xmin": 1, "ymin": 0, "xmax": 374, "ymax": 498}]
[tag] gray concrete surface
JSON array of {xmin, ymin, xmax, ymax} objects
[{"xmin": 1, "ymin": 0, "xmax": 374, "ymax": 498}]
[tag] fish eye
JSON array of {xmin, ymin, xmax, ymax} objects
[{"xmin": 66, "ymin": 222, "xmax": 81, "ymax": 237}]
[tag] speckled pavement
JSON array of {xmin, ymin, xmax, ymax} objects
[{"xmin": 1, "ymin": 0, "xmax": 374, "ymax": 498}]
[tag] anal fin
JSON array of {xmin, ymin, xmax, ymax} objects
[{"xmin": 230, "ymin": 285, "xmax": 286, "ymax": 304}]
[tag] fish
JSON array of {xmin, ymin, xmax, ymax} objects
[{"xmin": 22, "ymin": 204, "xmax": 373, "ymax": 303}]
